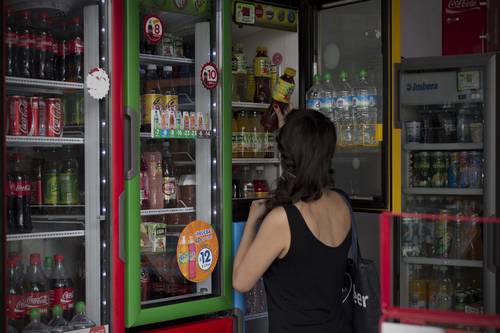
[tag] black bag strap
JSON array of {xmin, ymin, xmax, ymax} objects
[{"xmin": 333, "ymin": 188, "xmax": 362, "ymax": 264}]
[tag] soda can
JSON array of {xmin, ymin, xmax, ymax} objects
[
  {"xmin": 27, "ymin": 97, "xmax": 40, "ymax": 136},
  {"xmin": 9, "ymin": 96, "xmax": 29, "ymax": 136},
  {"xmin": 435, "ymin": 210, "xmax": 452, "ymax": 258},
  {"xmin": 38, "ymin": 99, "xmax": 47, "ymax": 136},
  {"xmin": 74, "ymin": 94, "xmax": 84, "ymax": 126},
  {"xmin": 401, "ymin": 216, "xmax": 419, "ymax": 257},
  {"xmin": 46, "ymin": 98, "xmax": 63, "ymax": 137}
]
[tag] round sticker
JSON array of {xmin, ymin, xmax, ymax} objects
[
  {"xmin": 255, "ymin": 5, "xmax": 264, "ymax": 18},
  {"xmin": 86, "ymin": 67, "xmax": 110, "ymax": 100},
  {"xmin": 200, "ymin": 62, "xmax": 219, "ymax": 90},
  {"xmin": 272, "ymin": 52, "xmax": 283, "ymax": 66},
  {"xmin": 144, "ymin": 15, "xmax": 163, "ymax": 44},
  {"xmin": 176, "ymin": 220, "xmax": 219, "ymax": 283}
]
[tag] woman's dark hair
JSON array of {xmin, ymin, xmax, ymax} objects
[{"xmin": 266, "ymin": 109, "xmax": 337, "ymax": 213}]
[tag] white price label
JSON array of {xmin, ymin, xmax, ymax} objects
[{"xmin": 198, "ymin": 248, "xmax": 213, "ymax": 271}]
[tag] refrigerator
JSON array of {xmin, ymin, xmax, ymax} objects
[
  {"xmin": 123, "ymin": 0, "xmax": 233, "ymax": 328},
  {"xmin": 396, "ymin": 54, "xmax": 499, "ymax": 315},
  {"xmin": 3, "ymin": 0, "xmax": 118, "ymax": 332}
]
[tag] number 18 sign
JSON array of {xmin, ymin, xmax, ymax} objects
[
  {"xmin": 200, "ymin": 62, "xmax": 219, "ymax": 90},
  {"xmin": 176, "ymin": 220, "xmax": 219, "ymax": 283}
]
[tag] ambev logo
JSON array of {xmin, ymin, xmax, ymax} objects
[{"xmin": 406, "ymin": 82, "xmax": 439, "ymax": 91}]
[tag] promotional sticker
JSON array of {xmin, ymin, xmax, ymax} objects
[
  {"xmin": 144, "ymin": 15, "xmax": 163, "ymax": 44},
  {"xmin": 86, "ymin": 68, "xmax": 110, "ymax": 100},
  {"xmin": 200, "ymin": 62, "xmax": 219, "ymax": 90}
]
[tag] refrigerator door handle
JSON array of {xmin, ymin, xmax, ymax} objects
[
  {"xmin": 485, "ymin": 222, "xmax": 500, "ymax": 273},
  {"xmin": 124, "ymin": 106, "xmax": 139, "ymax": 180}
]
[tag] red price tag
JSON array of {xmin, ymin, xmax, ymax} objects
[{"xmin": 200, "ymin": 62, "xmax": 219, "ymax": 90}]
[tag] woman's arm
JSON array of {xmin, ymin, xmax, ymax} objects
[{"xmin": 232, "ymin": 202, "xmax": 289, "ymax": 293}]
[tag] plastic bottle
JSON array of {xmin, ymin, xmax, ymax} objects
[
  {"xmin": 68, "ymin": 302, "xmax": 95, "ymax": 329},
  {"xmin": 429, "ymin": 266, "xmax": 453, "ymax": 311},
  {"xmin": 306, "ymin": 74, "xmax": 322, "ymax": 112},
  {"xmin": 7, "ymin": 257, "xmax": 25, "ymax": 331},
  {"xmin": 253, "ymin": 166, "xmax": 269, "ymax": 198},
  {"xmin": 54, "ymin": 21, "xmax": 67, "ymax": 81},
  {"xmin": 12, "ymin": 154, "xmax": 33, "ymax": 232},
  {"xmin": 43, "ymin": 256, "xmax": 54, "ymax": 280},
  {"xmin": 353, "ymin": 69, "xmax": 377, "ymax": 146},
  {"xmin": 321, "ymin": 73, "xmax": 336, "ymax": 122},
  {"xmin": 142, "ymin": 151, "xmax": 164, "ymax": 209},
  {"xmin": 66, "ymin": 16, "xmax": 84, "ymax": 82},
  {"xmin": 237, "ymin": 111, "xmax": 250, "ymax": 158},
  {"xmin": 250, "ymin": 111, "xmax": 264, "ymax": 158},
  {"xmin": 49, "ymin": 255, "xmax": 74, "ymax": 320},
  {"xmin": 24, "ymin": 254, "xmax": 50, "ymax": 323},
  {"xmin": 34, "ymin": 11, "xmax": 54, "ymax": 80},
  {"xmin": 262, "ymin": 67, "xmax": 296, "ymax": 132},
  {"xmin": 48, "ymin": 305, "xmax": 70, "ymax": 332},
  {"xmin": 162, "ymin": 142, "xmax": 177, "ymax": 208},
  {"xmin": 22, "ymin": 309, "xmax": 50, "ymax": 333},
  {"xmin": 43, "ymin": 157, "xmax": 59, "ymax": 206},
  {"xmin": 336, "ymin": 71, "xmax": 354, "ymax": 146},
  {"xmin": 232, "ymin": 43, "xmax": 247, "ymax": 102},
  {"xmin": 253, "ymin": 47, "xmax": 271, "ymax": 103},
  {"xmin": 140, "ymin": 157, "xmax": 149, "ymax": 209},
  {"xmin": 31, "ymin": 159, "xmax": 44, "ymax": 206},
  {"xmin": 59, "ymin": 156, "xmax": 79, "ymax": 205},
  {"xmin": 6, "ymin": 8, "xmax": 17, "ymax": 76},
  {"xmin": 246, "ymin": 66, "xmax": 256, "ymax": 103},
  {"xmin": 232, "ymin": 115, "xmax": 240, "ymax": 158},
  {"xmin": 241, "ymin": 166, "xmax": 255, "ymax": 198},
  {"xmin": 17, "ymin": 10, "xmax": 35, "ymax": 78},
  {"xmin": 409, "ymin": 265, "xmax": 427, "ymax": 309}
]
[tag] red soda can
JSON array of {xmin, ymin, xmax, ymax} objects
[
  {"xmin": 38, "ymin": 99, "xmax": 47, "ymax": 136},
  {"xmin": 27, "ymin": 97, "xmax": 40, "ymax": 136},
  {"xmin": 9, "ymin": 96, "xmax": 29, "ymax": 136},
  {"xmin": 46, "ymin": 98, "xmax": 63, "ymax": 137}
]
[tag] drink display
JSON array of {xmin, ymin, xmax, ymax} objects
[
  {"xmin": 261, "ymin": 67, "xmax": 296, "ymax": 132},
  {"xmin": 410, "ymin": 151, "xmax": 483, "ymax": 189},
  {"xmin": 232, "ymin": 111, "xmax": 275, "ymax": 159}
]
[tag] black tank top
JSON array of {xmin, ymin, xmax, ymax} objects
[{"xmin": 263, "ymin": 203, "xmax": 352, "ymax": 333}]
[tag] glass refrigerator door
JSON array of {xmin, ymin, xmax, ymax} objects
[
  {"xmin": 397, "ymin": 54, "xmax": 498, "ymax": 314},
  {"xmin": 124, "ymin": 0, "xmax": 232, "ymax": 327},
  {"xmin": 316, "ymin": 0, "xmax": 388, "ymax": 209},
  {"xmin": 4, "ymin": 1, "xmax": 111, "ymax": 332}
]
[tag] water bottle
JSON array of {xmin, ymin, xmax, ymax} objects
[
  {"xmin": 68, "ymin": 302, "xmax": 95, "ymax": 329},
  {"xmin": 336, "ymin": 71, "xmax": 353, "ymax": 146},
  {"xmin": 48, "ymin": 305, "xmax": 70, "ymax": 332},
  {"xmin": 22, "ymin": 309, "xmax": 50, "ymax": 333},
  {"xmin": 306, "ymin": 74, "xmax": 322, "ymax": 112},
  {"xmin": 320, "ymin": 72, "xmax": 336, "ymax": 122},
  {"xmin": 353, "ymin": 69, "xmax": 377, "ymax": 146}
]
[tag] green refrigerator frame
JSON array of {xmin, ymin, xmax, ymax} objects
[{"xmin": 123, "ymin": 0, "xmax": 233, "ymax": 327}]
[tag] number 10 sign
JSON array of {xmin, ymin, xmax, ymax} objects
[{"xmin": 200, "ymin": 62, "xmax": 219, "ymax": 90}]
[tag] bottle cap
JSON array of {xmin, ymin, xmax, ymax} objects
[
  {"xmin": 313, "ymin": 74, "xmax": 322, "ymax": 83},
  {"xmin": 54, "ymin": 254, "xmax": 64, "ymax": 262},
  {"xmin": 340, "ymin": 71, "xmax": 348, "ymax": 81},
  {"xmin": 30, "ymin": 309, "xmax": 41, "ymax": 320},
  {"xmin": 75, "ymin": 301, "xmax": 86, "ymax": 313},
  {"xmin": 323, "ymin": 72, "xmax": 332, "ymax": 82},
  {"xmin": 284, "ymin": 67, "xmax": 296, "ymax": 77},
  {"xmin": 72, "ymin": 16, "xmax": 81, "ymax": 24},
  {"xmin": 30, "ymin": 253, "xmax": 41, "ymax": 265},
  {"xmin": 44, "ymin": 256, "xmax": 54, "ymax": 267},
  {"xmin": 53, "ymin": 304, "xmax": 63, "ymax": 316},
  {"xmin": 359, "ymin": 68, "xmax": 368, "ymax": 78}
]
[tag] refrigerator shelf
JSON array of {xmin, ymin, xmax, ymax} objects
[
  {"xmin": 140, "ymin": 53, "xmax": 195, "ymax": 65},
  {"xmin": 5, "ymin": 76, "xmax": 84, "ymax": 90},
  {"xmin": 233, "ymin": 158, "xmax": 280, "ymax": 164},
  {"xmin": 141, "ymin": 207, "xmax": 195, "ymax": 216},
  {"xmin": 403, "ymin": 257, "xmax": 483, "ymax": 268},
  {"xmin": 245, "ymin": 312, "xmax": 268, "ymax": 321},
  {"xmin": 232, "ymin": 101, "xmax": 270, "ymax": 109},
  {"xmin": 232, "ymin": 196, "xmax": 270, "ymax": 201},
  {"xmin": 404, "ymin": 143, "xmax": 483, "ymax": 151},
  {"xmin": 7, "ymin": 230, "xmax": 85, "ymax": 242},
  {"xmin": 141, "ymin": 290, "xmax": 212, "ymax": 306},
  {"xmin": 405, "ymin": 188, "xmax": 483, "ymax": 196},
  {"xmin": 336, "ymin": 146, "xmax": 382, "ymax": 154},
  {"xmin": 6, "ymin": 136, "xmax": 84, "ymax": 147},
  {"xmin": 140, "ymin": 131, "xmax": 212, "ymax": 140}
]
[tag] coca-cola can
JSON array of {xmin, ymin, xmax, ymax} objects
[
  {"xmin": 38, "ymin": 99, "xmax": 47, "ymax": 136},
  {"xmin": 9, "ymin": 96, "xmax": 29, "ymax": 136},
  {"xmin": 27, "ymin": 97, "xmax": 40, "ymax": 136},
  {"xmin": 46, "ymin": 98, "xmax": 63, "ymax": 137}
]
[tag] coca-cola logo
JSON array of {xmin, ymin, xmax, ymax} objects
[
  {"xmin": 49, "ymin": 103, "xmax": 62, "ymax": 135},
  {"xmin": 60, "ymin": 289, "xmax": 74, "ymax": 303},
  {"xmin": 15, "ymin": 181, "xmax": 31, "ymax": 196},
  {"xmin": 25, "ymin": 294, "xmax": 49, "ymax": 306},
  {"xmin": 20, "ymin": 103, "xmax": 28, "ymax": 134},
  {"xmin": 448, "ymin": 0, "xmax": 478, "ymax": 9}
]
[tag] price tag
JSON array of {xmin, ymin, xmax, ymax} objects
[
  {"xmin": 176, "ymin": 220, "xmax": 219, "ymax": 283},
  {"xmin": 144, "ymin": 15, "xmax": 163, "ymax": 44},
  {"xmin": 200, "ymin": 62, "xmax": 219, "ymax": 90}
]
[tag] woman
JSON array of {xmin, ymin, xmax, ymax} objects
[{"xmin": 233, "ymin": 108, "xmax": 352, "ymax": 332}]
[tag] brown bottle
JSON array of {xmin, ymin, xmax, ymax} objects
[{"xmin": 261, "ymin": 67, "xmax": 296, "ymax": 132}]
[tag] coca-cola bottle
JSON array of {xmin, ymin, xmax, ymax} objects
[
  {"xmin": 34, "ymin": 11, "xmax": 54, "ymax": 80},
  {"xmin": 54, "ymin": 21, "xmax": 67, "ymax": 81},
  {"xmin": 6, "ymin": 7, "xmax": 17, "ymax": 76},
  {"xmin": 7, "ymin": 257, "xmax": 26, "ymax": 332},
  {"xmin": 7, "ymin": 168, "xmax": 18, "ymax": 232},
  {"xmin": 16, "ymin": 10, "xmax": 35, "ymax": 78},
  {"xmin": 49, "ymin": 254, "xmax": 74, "ymax": 320},
  {"xmin": 66, "ymin": 16, "xmax": 84, "ymax": 82},
  {"xmin": 12, "ymin": 154, "xmax": 33, "ymax": 233},
  {"xmin": 31, "ymin": 159, "xmax": 43, "ymax": 205},
  {"xmin": 24, "ymin": 253, "xmax": 50, "ymax": 323}
]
